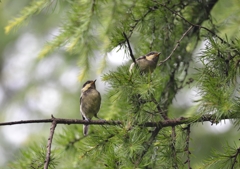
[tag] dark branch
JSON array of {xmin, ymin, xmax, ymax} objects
[
  {"xmin": 171, "ymin": 126, "xmax": 178, "ymax": 169},
  {"xmin": 151, "ymin": 94, "xmax": 168, "ymax": 120},
  {"xmin": 184, "ymin": 125, "xmax": 192, "ymax": 169},
  {"xmin": 230, "ymin": 147, "xmax": 240, "ymax": 169},
  {"xmin": 157, "ymin": 3, "xmax": 240, "ymax": 56},
  {"xmin": 158, "ymin": 26, "xmax": 193, "ymax": 66},
  {"xmin": 44, "ymin": 115, "xmax": 57, "ymax": 169},
  {"xmin": 65, "ymin": 137, "xmax": 83, "ymax": 150},
  {"xmin": 123, "ymin": 32, "xmax": 136, "ymax": 64},
  {"xmin": 158, "ymin": 3, "xmax": 220, "ymax": 39},
  {"xmin": 0, "ymin": 118, "xmax": 122, "ymax": 126},
  {"xmin": 0, "ymin": 114, "xmax": 236, "ymax": 128},
  {"xmin": 80, "ymin": 134, "xmax": 115, "ymax": 159},
  {"xmin": 135, "ymin": 126, "xmax": 162, "ymax": 166},
  {"xmin": 127, "ymin": 6, "xmax": 157, "ymax": 39}
]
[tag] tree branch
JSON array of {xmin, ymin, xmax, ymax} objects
[
  {"xmin": 44, "ymin": 115, "xmax": 57, "ymax": 169},
  {"xmin": 0, "ymin": 114, "xmax": 236, "ymax": 128},
  {"xmin": 171, "ymin": 126, "xmax": 178, "ymax": 169},
  {"xmin": 157, "ymin": 3, "xmax": 240, "ymax": 56},
  {"xmin": 65, "ymin": 137, "xmax": 83, "ymax": 150},
  {"xmin": 135, "ymin": 126, "xmax": 162, "ymax": 167},
  {"xmin": 123, "ymin": 32, "xmax": 136, "ymax": 64},
  {"xmin": 0, "ymin": 118, "xmax": 122, "ymax": 126},
  {"xmin": 158, "ymin": 26, "xmax": 193, "ymax": 66},
  {"xmin": 230, "ymin": 147, "xmax": 240, "ymax": 169},
  {"xmin": 151, "ymin": 94, "xmax": 168, "ymax": 120},
  {"xmin": 184, "ymin": 125, "xmax": 192, "ymax": 169},
  {"xmin": 127, "ymin": 6, "xmax": 157, "ymax": 40},
  {"xmin": 80, "ymin": 134, "xmax": 115, "ymax": 159}
]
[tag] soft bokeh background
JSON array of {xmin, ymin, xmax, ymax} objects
[
  {"xmin": 0, "ymin": 1, "xmax": 131, "ymax": 167},
  {"xmin": 0, "ymin": 0, "xmax": 240, "ymax": 168}
]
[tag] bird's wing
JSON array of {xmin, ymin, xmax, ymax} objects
[
  {"xmin": 136, "ymin": 55, "xmax": 146, "ymax": 61},
  {"xmin": 80, "ymin": 95, "xmax": 86, "ymax": 120},
  {"xmin": 129, "ymin": 62, "xmax": 135, "ymax": 73}
]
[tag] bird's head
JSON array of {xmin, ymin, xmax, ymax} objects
[
  {"xmin": 81, "ymin": 80, "xmax": 97, "ymax": 92},
  {"xmin": 145, "ymin": 52, "xmax": 161, "ymax": 61}
]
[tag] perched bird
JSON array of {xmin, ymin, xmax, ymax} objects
[
  {"xmin": 80, "ymin": 80, "xmax": 101, "ymax": 136},
  {"xmin": 129, "ymin": 51, "xmax": 161, "ymax": 73}
]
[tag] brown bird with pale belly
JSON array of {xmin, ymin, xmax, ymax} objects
[
  {"xmin": 80, "ymin": 80, "xmax": 101, "ymax": 136},
  {"xmin": 129, "ymin": 51, "xmax": 161, "ymax": 73}
]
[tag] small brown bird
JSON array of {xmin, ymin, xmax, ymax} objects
[
  {"xmin": 80, "ymin": 80, "xmax": 101, "ymax": 135},
  {"xmin": 129, "ymin": 51, "xmax": 161, "ymax": 73}
]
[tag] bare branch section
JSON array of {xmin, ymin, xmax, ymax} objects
[
  {"xmin": 184, "ymin": 125, "xmax": 192, "ymax": 169},
  {"xmin": 230, "ymin": 147, "xmax": 240, "ymax": 169},
  {"xmin": 158, "ymin": 3, "xmax": 220, "ymax": 40},
  {"xmin": 171, "ymin": 126, "xmax": 178, "ymax": 169},
  {"xmin": 158, "ymin": 26, "xmax": 193, "ymax": 66},
  {"xmin": 0, "ymin": 114, "xmax": 234, "ymax": 128},
  {"xmin": 0, "ymin": 117, "xmax": 122, "ymax": 126},
  {"xmin": 123, "ymin": 32, "xmax": 136, "ymax": 64},
  {"xmin": 44, "ymin": 115, "xmax": 57, "ymax": 169},
  {"xmin": 157, "ymin": 3, "xmax": 240, "ymax": 56}
]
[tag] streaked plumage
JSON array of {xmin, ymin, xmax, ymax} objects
[
  {"xmin": 129, "ymin": 51, "xmax": 161, "ymax": 73},
  {"xmin": 80, "ymin": 80, "xmax": 101, "ymax": 135}
]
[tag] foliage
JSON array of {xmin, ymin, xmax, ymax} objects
[
  {"xmin": 9, "ymin": 143, "xmax": 58, "ymax": 169},
  {"xmin": 3, "ymin": 0, "xmax": 240, "ymax": 169}
]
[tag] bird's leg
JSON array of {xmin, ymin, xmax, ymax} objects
[
  {"xmin": 82, "ymin": 115, "xmax": 90, "ymax": 122},
  {"xmin": 94, "ymin": 115, "xmax": 106, "ymax": 122}
]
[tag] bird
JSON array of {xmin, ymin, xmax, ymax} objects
[
  {"xmin": 129, "ymin": 51, "xmax": 161, "ymax": 73},
  {"xmin": 80, "ymin": 80, "xmax": 101, "ymax": 136}
]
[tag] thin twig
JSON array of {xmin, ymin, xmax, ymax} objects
[
  {"xmin": 171, "ymin": 126, "xmax": 178, "ymax": 169},
  {"xmin": 44, "ymin": 115, "xmax": 57, "ymax": 169},
  {"xmin": 65, "ymin": 137, "xmax": 84, "ymax": 150},
  {"xmin": 151, "ymin": 94, "xmax": 168, "ymax": 120},
  {"xmin": 158, "ymin": 3, "xmax": 240, "ymax": 56},
  {"xmin": 230, "ymin": 147, "xmax": 240, "ymax": 169},
  {"xmin": 135, "ymin": 126, "xmax": 162, "ymax": 167},
  {"xmin": 158, "ymin": 3, "xmax": 221, "ymax": 40},
  {"xmin": 150, "ymin": 19, "xmax": 156, "ymax": 51},
  {"xmin": 184, "ymin": 125, "xmax": 192, "ymax": 169},
  {"xmin": 123, "ymin": 32, "xmax": 136, "ymax": 64},
  {"xmin": 127, "ymin": 6, "xmax": 157, "ymax": 40},
  {"xmin": 80, "ymin": 134, "xmax": 115, "ymax": 159},
  {"xmin": 158, "ymin": 26, "xmax": 193, "ymax": 66}
]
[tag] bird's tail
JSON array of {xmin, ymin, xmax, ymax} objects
[{"xmin": 83, "ymin": 124, "xmax": 89, "ymax": 136}]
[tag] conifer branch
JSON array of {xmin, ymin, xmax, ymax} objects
[
  {"xmin": 230, "ymin": 147, "xmax": 240, "ymax": 169},
  {"xmin": 151, "ymin": 94, "xmax": 168, "ymax": 120},
  {"xmin": 184, "ymin": 125, "xmax": 192, "ymax": 169},
  {"xmin": 0, "ymin": 114, "xmax": 236, "ymax": 127},
  {"xmin": 128, "ymin": 6, "xmax": 157, "ymax": 39},
  {"xmin": 158, "ymin": 25, "xmax": 193, "ymax": 66},
  {"xmin": 123, "ymin": 32, "xmax": 136, "ymax": 64},
  {"xmin": 0, "ymin": 118, "xmax": 122, "ymax": 126},
  {"xmin": 158, "ymin": 3, "xmax": 218, "ymax": 38},
  {"xmin": 44, "ymin": 115, "xmax": 57, "ymax": 169},
  {"xmin": 135, "ymin": 126, "xmax": 162, "ymax": 167},
  {"xmin": 171, "ymin": 126, "xmax": 178, "ymax": 169},
  {"xmin": 65, "ymin": 137, "xmax": 83, "ymax": 150},
  {"xmin": 5, "ymin": 0, "xmax": 48, "ymax": 34},
  {"xmin": 80, "ymin": 134, "xmax": 115, "ymax": 159},
  {"xmin": 157, "ymin": 2, "xmax": 240, "ymax": 56}
]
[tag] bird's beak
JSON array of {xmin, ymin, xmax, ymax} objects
[
  {"xmin": 92, "ymin": 79, "xmax": 97, "ymax": 84},
  {"xmin": 157, "ymin": 52, "xmax": 161, "ymax": 56}
]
